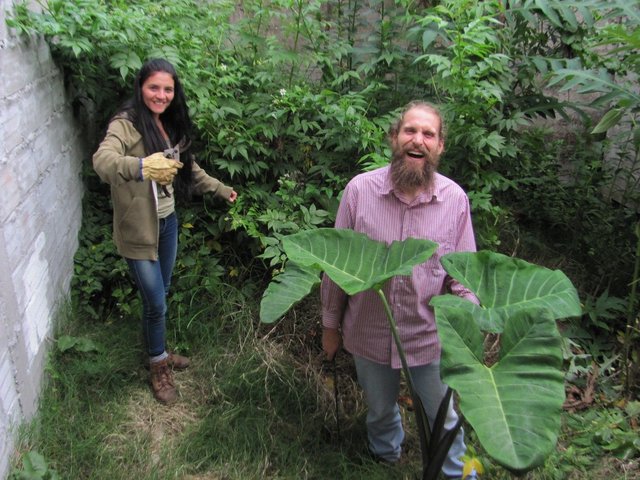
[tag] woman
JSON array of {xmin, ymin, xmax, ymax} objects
[{"xmin": 93, "ymin": 58, "xmax": 237, "ymax": 404}]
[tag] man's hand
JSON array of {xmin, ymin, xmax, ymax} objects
[
  {"xmin": 322, "ymin": 327, "xmax": 341, "ymax": 361},
  {"xmin": 141, "ymin": 152, "xmax": 183, "ymax": 185}
]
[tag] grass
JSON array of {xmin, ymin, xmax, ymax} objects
[
  {"xmin": 9, "ymin": 283, "xmax": 413, "ymax": 479},
  {"xmin": 8, "ymin": 283, "xmax": 640, "ymax": 480}
]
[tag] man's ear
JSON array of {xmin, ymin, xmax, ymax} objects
[{"xmin": 390, "ymin": 132, "xmax": 399, "ymax": 150}]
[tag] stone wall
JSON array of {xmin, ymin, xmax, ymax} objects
[{"xmin": 0, "ymin": 1, "xmax": 86, "ymax": 477}]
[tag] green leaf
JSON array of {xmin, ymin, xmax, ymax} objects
[
  {"xmin": 182, "ymin": 256, "xmax": 196, "ymax": 267},
  {"xmin": 548, "ymin": 68, "xmax": 640, "ymax": 105},
  {"xmin": 626, "ymin": 400, "xmax": 640, "ymax": 418},
  {"xmin": 533, "ymin": 0, "xmax": 562, "ymax": 28},
  {"xmin": 74, "ymin": 337, "xmax": 99, "ymax": 353},
  {"xmin": 575, "ymin": 4, "xmax": 594, "ymax": 27},
  {"xmin": 591, "ymin": 107, "xmax": 625, "ymax": 134},
  {"xmin": 530, "ymin": 56, "xmax": 548, "ymax": 74},
  {"xmin": 126, "ymin": 51, "xmax": 142, "ymax": 71},
  {"xmin": 282, "ymin": 228, "xmax": 438, "ymax": 295},
  {"xmin": 260, "ymin": 229, "xmax": 437, "ymax": 323},
  {"xmin": 57, "ymin": 335, "xmax": 77, "ymax": 352},
  {"xmin": 109, "ymin": 52, "xmax": 128, "ymax": 68},
  {"xmin": 557, "ymin": 4, "xmax": 578, "ymax": 31},
  {"xmin": 437, "ymin": 307, "xmax": 565, "ymax": 472},
  {"xmin": 431, "ymin": 251, "xmax": 580, "ymax": 471},
  {"xmin": 260, "ymin": 264, "xmax": 320, "ymax": 323},
  {"xmin": 21, "ymin": 451, "xmax": 48, "ymax": 476},
  {"xmin": 431, "ymin": 251, "xmax": 581, "ymax": 332},
  {"xmin": 422, "ymin": 28, "xmax": 439, "ymax": 50},
  {"xmin": 56, "ymin": 335, "xmax": 99, "ymax": 353}
]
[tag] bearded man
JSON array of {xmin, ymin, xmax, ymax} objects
[{"xmin": 321, "ymin": 101, "xmax": 478, "ymax": 479}]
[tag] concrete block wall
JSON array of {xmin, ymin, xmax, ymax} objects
[{"xmin": 0, "ymin": 1, "xmax": 86, "ymax": 477}]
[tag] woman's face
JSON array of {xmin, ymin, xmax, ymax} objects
[{"xmin": 141, "ymin": 71, "xmax": 175, "ymax": 117}]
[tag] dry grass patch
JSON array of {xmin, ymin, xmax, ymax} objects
[
  {"xmin": 579, "ymin": 457, "xmax": 640, "ymax": 480},
  {"xmin": 101, "ymin": 364, "xmax": 205, "ymax": 474}
]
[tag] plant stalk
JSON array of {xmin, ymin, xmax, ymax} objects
[
  {"xmin": 623, "ymin": 221, "xmax": 640, "ymax": 396},
  {"xmin": 376, "ymin": 288, "xmax": 433, "ymax": 445},
  {"xmin": 288, "ymin": 0, "xmax": 304, "ymax": 88}
]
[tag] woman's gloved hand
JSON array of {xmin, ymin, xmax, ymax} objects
[{"xmin": 141, "ymin": 152, "xmax": 183, "ymax": 185}]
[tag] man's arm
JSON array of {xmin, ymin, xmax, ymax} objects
[
  {"xmin": 447, "ymin": 192, "xmax": 480, "ymax": 304},
  {"xmin": 320, "ymin": 182, "xmax": 357, "ymax": 358}
]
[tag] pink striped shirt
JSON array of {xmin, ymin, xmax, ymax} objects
[{"xmin": 321, "ymin": 166, "xmax": 477, "ymax": 368}]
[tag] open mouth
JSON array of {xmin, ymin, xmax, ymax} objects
[{"xmin": 407, "ymin": 151, "xmax": 425, "ymax": 159}]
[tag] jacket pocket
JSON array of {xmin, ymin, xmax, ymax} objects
[{"xmin": 118, "ymin": 196, "xmax": 156, "ymax": 247}]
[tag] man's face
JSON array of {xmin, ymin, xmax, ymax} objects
[{"xmin": 390, "ymin": 107, "xmax": 444, "ymax": 191}]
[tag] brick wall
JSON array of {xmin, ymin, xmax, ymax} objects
[{"xmin": 0, "ymin": 1, "xmax": 85, "ymax": 477}]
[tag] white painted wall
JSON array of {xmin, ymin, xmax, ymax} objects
[{"xmin": 0, "ymin": 2, "xmax": 85, "ymax": 477}]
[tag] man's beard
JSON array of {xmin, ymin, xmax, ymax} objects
[{"xmin": 390, "ymin": 146, "xmax": 440, "ymax": 192}]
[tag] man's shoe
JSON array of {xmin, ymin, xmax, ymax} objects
[
  {"xmin": 150, "ymin": 359, "xmax": 178, "ymax": 404},
  {"xmin": 144, "ymin": 352, "xmax": 190, "ymax": 371},
  {"xmin": 368, "ymin": 450, "xmax": 400, "ymax": 466},
  {"xmin": 167, "ymin": 352, "xmax": 190, "ymax": 370}
]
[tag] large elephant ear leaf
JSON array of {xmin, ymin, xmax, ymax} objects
[
  {"xmin": 282, "ymin": 228, "xmax": 437, "ymax": 295},
  {"xmin": 260, "ymin": 263, "xmax": 320, "ymax": 324},
  {"xmin": 437, "ymin": 307, "xmax": 565, "ymax": 473},
  {"xmin": 435, "ymin": 251, "xmax": 581, "ymax": 332}
]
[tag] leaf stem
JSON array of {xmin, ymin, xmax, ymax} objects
[
  {"xmin": 376, "ymin": 288, "xmax": 433, "ymax": 445},
  {"xmin": 376, "ymin": 289, "xmax": 412, "ymax": 378}
]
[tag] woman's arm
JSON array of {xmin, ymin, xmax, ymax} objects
[
  {"xmin": 93, "ymin": 119, "xmax": 145, "ymax": 186},
  {"xmin": 190, "ymin": 159, "xmax": 236, "ymax": 201}
]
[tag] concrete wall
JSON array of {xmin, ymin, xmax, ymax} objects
[{"xmin": 0, "ymin": 1, "xmax": 85, "ymax": 477}]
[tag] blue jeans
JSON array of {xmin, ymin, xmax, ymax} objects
[
  {"xmin": 353, "ymin": 355, "xmax": 470, "ymax": 478},
  {"xmin": 126, "ymin": 213, "xmax": 178, "ymax": 357}
]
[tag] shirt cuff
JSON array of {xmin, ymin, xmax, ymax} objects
[{"xmin": 322, "ymin": 313, "xmax": 342, "ymax": 330}]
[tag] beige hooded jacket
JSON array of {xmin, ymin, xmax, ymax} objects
[{"xmin": 93, "ymin": 117, "xmax": 233, "ymax": 260}]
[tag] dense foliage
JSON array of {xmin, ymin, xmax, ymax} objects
[{"xmin": 6, "ymin": 0, "xmax": 640, "ymax": 477}]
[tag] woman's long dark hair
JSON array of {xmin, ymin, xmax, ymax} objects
[{"xmin": 118, "ymin": 58, "xmax": 194, "ymax": 200}]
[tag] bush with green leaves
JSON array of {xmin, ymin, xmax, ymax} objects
[
  {"xmin": 9, "ymin": 0, "xmax": 638, "ymax": 386},
  {"xmin": 9, "ymin": 0, "xmax": 632, "ymax": 245},
  {"xmin": 70, "ymin": 172, "xmax": 137, "ymax": 321},
  {"xmin": 503, "ymin": 126, "xmax": 636, "ymax": 292},
  {"xmin": 566, "ymin": 402, "xmax": 640, "ymax": 460},
  {"xmin": 8, "ymin": 0, "xmax": 393, "ymax": 266},
  {"xmin": 402, "ymin": 0, "xmax": 638, "ymax": 251}
]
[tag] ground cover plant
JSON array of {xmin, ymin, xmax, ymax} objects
[{"xmin": 6, "ymin": 0, "xmax": 640, "ymax": 478}]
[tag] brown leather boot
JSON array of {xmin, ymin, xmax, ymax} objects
[
  {"xmin": 167, "ymin": 352, "xmax": 190, "ymax": 370},
  {"xmin": 143, "ymin": 352, "xmax": 190, "ymax": 371},
  {"xmin": 149, "ymin": 359, "xmax": 178, "ymax": 404}
]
